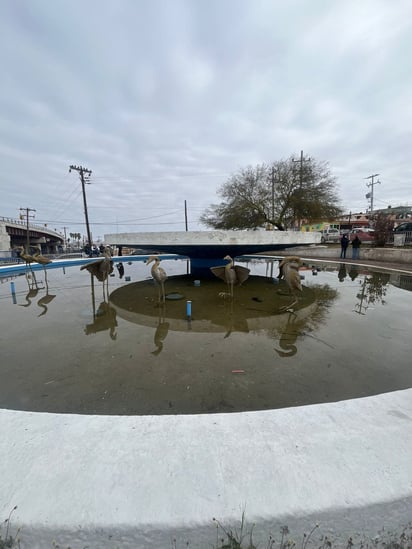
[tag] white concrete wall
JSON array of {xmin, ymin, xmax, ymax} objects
[
  {"xmin": 0, "ymin": 222, "xmax": 10, "ymax": 251},
  {"xmin": 283, "ymin": 246, "xmax": 412, "ymax": 265},
  {"xmin": 105, "ymin": 230, "xmax": 321, "ymax": 247},
  {"xmin": 1, "ymin": 389, "xmax": 411, "ymax": 548}
]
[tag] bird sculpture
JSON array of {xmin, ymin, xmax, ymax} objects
[
  {"xmin": 32, "ymin": 245, "xmax": 52, "ymax": 275},
  {"xmin": 15, "ymin": 246, "xmax": 36, "ymax": 272},
  {"xmin": 80, "ymin": 246, "xmax": 114, "ymax": 298},
  {"xmin": 210, "ymin": 255, "xmax": 250, "ymax": 298},
  {"xmin": 278, "ymin": 256, "xmax": 302, "ymax": 311},
  {"xmin": 146, "ymin": 256, "xmax": 168, "ymax": 303},
  {"xmin": 84, "ymin": 301, "xmax": 118, "ymax": 340},
  {"xmin": 33, "ymin": 245, "xmax": 52, "ymax": 266}
]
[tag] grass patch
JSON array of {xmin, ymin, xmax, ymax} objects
[
  {"xmin": 171, "ymin": 514, "xmax": 412, "ymax": 549},
  {"xmin": 0, "ymin": 506, "xmax": 20, "ymax": 549},
  {"xmin": 2, "ymin": 508, "xmax": 411, "ymax": 548}
]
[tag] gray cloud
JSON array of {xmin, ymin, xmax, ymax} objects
[{"xmin": 1, "ymin": 0, "xmax": 411, "ymax": 240}]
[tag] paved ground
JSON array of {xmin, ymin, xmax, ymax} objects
[
  {"xmin": 263, "ymin": 249, "xmax": 412, "ymax": 273},
  {"xmin": 307, "ymin": 256, "xmax": 412, "ymax": 273}
]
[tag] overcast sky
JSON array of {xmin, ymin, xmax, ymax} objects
[{"xmin": 1, "ymin": 0, "xmax": 411, "ymax": 241}]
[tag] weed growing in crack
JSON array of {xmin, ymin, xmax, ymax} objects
[{"xmin": 0, "ymin": 506, "xmax": 20, "ymax": 549}]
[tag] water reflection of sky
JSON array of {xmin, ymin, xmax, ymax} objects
[{"xmin": 0, "ymin": 257, "xmax": 411, "ymax": 415}]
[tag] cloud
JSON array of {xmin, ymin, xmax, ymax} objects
[{"xmin": 0, "ymin": 0, "xmax": 411, "ymax": 239}]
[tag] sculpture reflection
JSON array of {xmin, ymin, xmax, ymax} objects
[
  {"xmin": 85, "ymin": 274, "xmax": 118, "ymax": 339},
  {"xmin": 221, "ymin": 298, "xmax": 249, "ymax": 339},
  {"xmin": 151, "ymin": 305, "xmax": 170, "ymax": 355},
  {"xmin": 19, "ymin": 272, "xmax": 39, "ymax": 308},
  {"xmin": 36, "ymin": 272, "xmax": 56, "ymax": 317},
  {"xmin": 274, "ymin": 312, "xmax": 301, "ymax": 357},
  {"xmin": 110, "ymin": 273, "xmax": 338, "ymax": 357},
  {"xmin": 17, "ymin": 269, "xmax": 57, "ymax": 316}
]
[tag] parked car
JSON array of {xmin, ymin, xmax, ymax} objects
[
  {"xmin": 349, "ymin": 228, "xmax": 375, "ymax": 242},
  {"xmin": 393, "ymin": 222, "xmax": 412, "ymax": 244},
  {"xmin": 319, "ymin": 228, "xmax": 340, "ymax": 243}
]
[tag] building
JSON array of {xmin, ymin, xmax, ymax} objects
[{"xmin": 301, "ymin": 205, "xmax": 411, "ymax": 233}]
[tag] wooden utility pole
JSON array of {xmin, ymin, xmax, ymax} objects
[
  {"xmin": 19, "ymin": 207, "xmax": 36, "ymax": 251},
  {"xmin": 62, "ymin": 226, "xmax": 68, "ymax": 251},
  {"xmin": 293, "ymin": 150, "xmax": 311, "ymax": 189},
  {"xmin": 271, "ymin": 166, "xmax": 275, "ymax": 221},
  {"xmin": 292, "ymin": 150, "xmax": 311, "ymax": 228},
  {"xmin": 69, "ymin": 165, "xmax": 93, "ymax": 247},
  {"xmin": 365, "ymin": 173, "xmax": 380, "ymax": 213},
  {"xmin": 184, "ymin": 200, "xmax": 188, "ymax": 231}
]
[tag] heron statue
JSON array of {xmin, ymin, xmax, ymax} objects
[
  {"xmin": 210, "ymin": 255, "xmax": 250, "ymax": 298},
  {"xmin": 32, "ymin": 245, "xmax": 52, "ymax": 275},
  {"xmin": 278, "ymin": 256, "xmax": 302, "ymax": 311},
  {"xmin": 146, "ymin": 256, "xmax": 168, "ymax": 303},
  {"xmin": 15, "ymin": 246, "xmax": 36, "ymax": 272},
  {"xmin": 80, "ymin": 246, "xmax": 113, "ymax": 298}
]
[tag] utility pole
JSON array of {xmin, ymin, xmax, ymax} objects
[
  {"xmin": 184, "ymin": 200, "xmax": 188, "ymax": 231},
  {"xmin": 271, "ymin": 166, "xmax": 275, "ymax": 222},
  {"xmin": 365, "ymin": 173, "xmax": 380, "ymax": 213},
  {"xmin": 63, "ymin": 226, "xmax": 68, "ymax": 251},
  {"xmin": 69, "ymin": 165, "xmax": 92, "ymax": 247},
  {"xmin": 293, "ymin": 150, "xmax": 311, "ymax": 188},
  {"xmin": 19, "ymin": 207, "xmax": 36, "ymax": 252},
  {"xmin": 292, "ymin": 150, "xmax": 311, "ymax": 228}
]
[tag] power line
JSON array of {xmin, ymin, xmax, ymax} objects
[
  {"xmin": 91, "ymin": 172, "xmax": 229, "ymax": 180},
  {"xmin": 51, "ymin": 182, "xmax": 83, "ymax": 220}
]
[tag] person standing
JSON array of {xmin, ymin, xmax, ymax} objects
[
  {"xmin": 340, "ymin": 233, "xmax": 349, "ymax": 258},
  {"xmin": 351, "ymin": 235, "xmax": 361, "ymax": 259}
]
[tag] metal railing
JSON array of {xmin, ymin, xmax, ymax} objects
[
  {"xmin": 0, "ymin": 250, "xmax": 85, "ymax": 265},
  {"xmin": 0, "ymin": 216, "xmax": 63, "ymax": 236},
  {"xmin": 386, "ymin": 231, "xmax": 412, "ymax": 246}
]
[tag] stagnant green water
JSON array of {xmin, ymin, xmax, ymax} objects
[{"xmin": 0, "ymin": 257, "xmax": 411, "ymax": 415}]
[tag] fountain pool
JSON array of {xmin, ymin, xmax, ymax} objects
[{"xmin": 1, "ymin": 256, "xmax": 411, "ymax": 415}]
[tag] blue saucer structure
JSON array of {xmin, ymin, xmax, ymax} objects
[{"xmin": 105, "ymin": 230, "xmax": 320, "ymax": 276}]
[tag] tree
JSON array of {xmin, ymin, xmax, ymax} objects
[
  {"xmin": 69, "ymin": 232, "xmax": 82, "ymax": 249},
  {"xmin": 200, "ymin": 155, "xmax": 342, "ymax": 230},
  {"xmin": 372, "ymin": 212, "xmax": 394, "ymax": 247}
]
